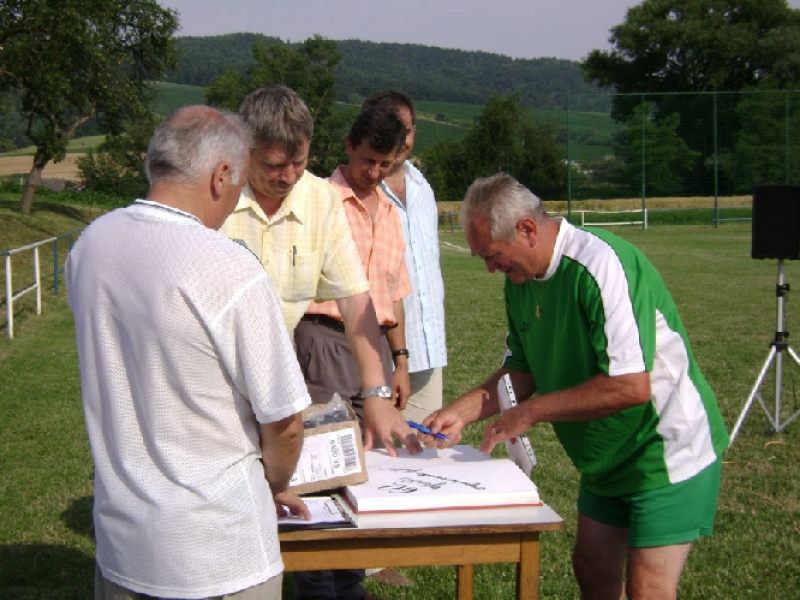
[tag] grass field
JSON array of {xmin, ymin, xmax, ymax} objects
[{"xmin": 1, "ymin": 201, "xmax": 798, "ymax": 599}]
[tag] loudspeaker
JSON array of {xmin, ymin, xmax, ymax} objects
[{"xmin": 751, "ymin": 185, "xmax": 800, "ymax": 260}]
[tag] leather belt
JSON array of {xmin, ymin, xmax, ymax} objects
[{"xmin": 301, "ymin": 314, "xmax": 394, "ymax": 334}]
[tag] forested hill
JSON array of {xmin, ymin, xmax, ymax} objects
[
  {"xmin": 166, "ymin": 34, "xmax": 602, "ymax": 110},
  {"xmin": 336, "ymin": 41, "xmax": 597, "ymax": 110},
  {"xmin": 166, "ymin": 33, "xmax": 282, "ymax": 87}
]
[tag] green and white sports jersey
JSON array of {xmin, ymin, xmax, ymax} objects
[{"xmin": 503, "ymin": 220, "xmax": 729, "ymax": 496}]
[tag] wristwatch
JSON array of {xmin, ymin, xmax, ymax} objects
[{"xmin": 358, "ymin": 385, "xmax": 393, "ymax": 400}]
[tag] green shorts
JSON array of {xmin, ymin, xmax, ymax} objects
[{"xmin": 577, "ymin": 458, "xmax": 723, "ymax": 548}]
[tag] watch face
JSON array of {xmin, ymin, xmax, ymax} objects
[{"xmin": 363, "ymin": 385, "xmax": 392, "ymax": 399}]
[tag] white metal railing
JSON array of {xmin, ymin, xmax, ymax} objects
[
  {"xmin": 552, "ymin": 208, "xmax": 649, "ymax": 229},
  {"xmin": 2, "ymin": 229, "xmax": 81, "ymax": 338},
  {"xmin": 441, "ymin": 209, "xmax": 649, "ymax": 232}
]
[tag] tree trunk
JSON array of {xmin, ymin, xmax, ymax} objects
[{"xmin": 19, "ymin": 154, "xmax": 50, "ymax": 215}]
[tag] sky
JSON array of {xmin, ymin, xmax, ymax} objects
[{"xmin": 159, "ymin": 0, "xmax": 800, "ymax": 63}]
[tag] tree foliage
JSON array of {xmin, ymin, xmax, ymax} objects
[
  {"xmin": 335, "ymin": 41, "xmax": 602, "ymax": 110},
  {"xmin": 206, "ymin": 35, "xmax": 355, "ymax": 176},
  {"xmin": 167, "ymin": 33, "xmax": 606, "ymax": 111},
  {"xmin": 578, "ymin": 0, "xmax": 800, "ymax": 197},
  {"xmin": 720, "ymin": 91, "xmax": 800, "ymax": 192},
  {"xmin": 0, "ymin": 0, "xmax": 178, "ymax": 213},
  {"xmin": 165, "ymin": 33, "xmax": 282, "ymax": 87},
  {"xmin": 613, "ymin": 103, "xmax": 700, "ymax": 196},
  {"xmin": 0, "ymin": 91, "xmax": 26, "ymax": 151},
  {"xmin": 582, "ymin": 0, "xmax": 800, "ymax": 97},
  {"xmin": 421, "ymin": 94, "xmax": 567, "ymax": 202},
  {"xmin": 75, "ymin": 116, "xmax": 156, "ymax": 199}
]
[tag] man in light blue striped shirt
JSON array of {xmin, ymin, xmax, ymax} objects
[{"xmin": 365, "ymin": 90, "xmax": 448, "ymax": 423}]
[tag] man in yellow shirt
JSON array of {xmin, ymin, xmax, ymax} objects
[{"xmin": 219, "ymin": 85, "xmax": 420, "ymax": 456}]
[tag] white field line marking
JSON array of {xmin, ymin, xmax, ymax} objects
[{"xmin": 440, "ymin": 241, "xmax": 470, "ymax": 253}]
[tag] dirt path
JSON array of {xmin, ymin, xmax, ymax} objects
[{"xmin": 0, "ymin": 154, "xmax": 82, "ymax": 182}]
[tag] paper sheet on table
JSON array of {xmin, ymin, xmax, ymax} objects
[{"xmin": 277, "ymin": 496, "xmax": 355, "ymax": 530}]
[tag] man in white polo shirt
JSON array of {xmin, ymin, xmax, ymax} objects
[{"xmin": 67, "ymin": 105, "xmax": 311, "ymax": 600}]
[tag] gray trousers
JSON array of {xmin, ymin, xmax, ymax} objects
[
  {"xmin": 294, "ymin": 317, "xmax": 393, "ymax": 420},
  {"xmin": 292, "ymin": 318, "xmax": 393, "ymax": 600}
]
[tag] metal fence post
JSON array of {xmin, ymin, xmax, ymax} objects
[
  {"xmin": 567, "ymin": 96, "xmax": 573, "ymax": 224},
  {"xmin": 5, "ymin": 254, "xmax": 12, "ymax": 339},
  {"xmin": 713, "ymin": 92, "xmax": 719, "ymax": 227},
  {"xmin": 53, "ymin": 238, "xmax": 59, "ymax": 296},
  {"xmin": 34, "ymin": 246, "xmax": 41, "ymax": 315},
  {"xmin": 641, "ymin": 94, "xmax": 646, "ymax": 232},
  {"xmin": 786, "ymin": 90, "xmax": 791, "ymax": 185}
]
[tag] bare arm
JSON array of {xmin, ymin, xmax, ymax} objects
[
  {"xmin": 336, "ymin": 292, "xmax": 420, "ymax": 456},
  {"xmin": 386, "ymin": 299, "xmax": 410, "ymax": 410},
  {"xmin": 479, "ymin": 371, "xmax": 651, "ymax": 454},
  {"xmin": 337, "ymin": 291, "xmax": 385, "ymax": 390},
  {"xmin": 424, "ymin": 368, "xmax": 650, "ymax": 454},
  {"xmin": 423, "ymin": 367, "xmax": 536, "ymax": 446},
  {"xmin": 260, "ymin": 413, "xmax": 310, "ymax": 519}
]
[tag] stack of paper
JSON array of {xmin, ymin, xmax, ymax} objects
[
  {"xmin": 277, "ymin": 496, "xmax": 355, "ymax": 531},
  {"xmin": 343, "ymin": 445, "xmax": 540, "ymax": 514}
]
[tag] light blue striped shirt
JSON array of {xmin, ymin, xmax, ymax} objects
[{"xmin": 381, "ymin": 162, "xmax": 447, "ymax": 372}]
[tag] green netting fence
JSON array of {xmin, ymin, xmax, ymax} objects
[{"xmin": 567, "ymin": 90, "xmax": 800, "ymax": 226}]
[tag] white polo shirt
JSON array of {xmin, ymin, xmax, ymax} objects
[{"xmin": 66, "ymin": 200, "xmax": 310, "ymax": 598}]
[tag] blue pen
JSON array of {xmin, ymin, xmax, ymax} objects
[{"xmin": 407, "ymin": 420, "xmax": 450, "ymax": 441}]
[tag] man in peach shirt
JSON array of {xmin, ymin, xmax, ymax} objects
[
  {"xmin": 292, "ymin": 105, "xmax": 411, "ymax": 600},
  {"xmin": 219, "ymin": 86, "xmax": 419, "ymax": 456}
]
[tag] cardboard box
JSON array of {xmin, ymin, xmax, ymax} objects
[{"xmin": 288, "ymin": 401, "xmax": 368, "ymax": 495}]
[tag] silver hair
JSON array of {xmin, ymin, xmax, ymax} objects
[
  {"xmin": 459, "ymin": 173, "xmax": 546, "ymax": 242},
  {"xmin": 238, "ymin": 85, "xmax": 314, "ymax": 157},
  {"xmin": 145, "ymin": 106, "xmax": 252, "ymax": 186}
]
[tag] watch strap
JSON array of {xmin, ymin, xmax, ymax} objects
[{"xmin": 359, "ymin": 385, "xmax": 393, "ymax": 399}]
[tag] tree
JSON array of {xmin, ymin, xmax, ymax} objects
[
  {"xmin": 720, "ymin": 91, "xmax": 800, "ymax": 192},
  {"xmin": 581, "ymin": 1, "xmax": 800, "ymax": 196},
  {"xmin": 0, "ymin": 91, "xmax": 26, "ymax": 151},
  {"xmin": 76, "ymin": 116, "xmax": 157, "ymax": 199},
  {"xmin": 206, "ymin": 35, "xmax": 355, "ymax": 176},
  {"xmin": 615, "ymin": 103, "xmax": 700, "ymax": 196},
  {"xmin": 0, "ymin": 0, "xmax": 178, "ymax": 213},
  {"xmin": 582, "ymin": 0, "xmax": 800, "ymax": 98},
  {"xmin": 421, "ymin": 94, "xmax": 567, "ymax": 201}
]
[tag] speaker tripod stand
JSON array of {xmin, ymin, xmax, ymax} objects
[{"xmin": 730, "ymin": 259, "xmax": 800, "ymax": 445}]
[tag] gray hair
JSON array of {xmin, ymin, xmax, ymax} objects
[
  {"xmin": 145, "ymin": 105, "xmax": 252, "ymax": 186},
  {"xmin": 459, "ymin": 173, "xmax": 546, "ymax": 242},
  {"xmin": 238, "ymin": 85, "xmax": 314, "ymax": 156}
]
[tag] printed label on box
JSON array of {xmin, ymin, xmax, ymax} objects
[{"xmin": 290, "ymin": 426, "xmax": 363, "ymax": 486}]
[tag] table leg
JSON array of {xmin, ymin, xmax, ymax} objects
[
  {"xmin": 456, "ymin": 564, "xmax": 474, "ymax": 600},
  {"xmin": 516, "ymin": 532, "xmax": 540, "ymax": 600}
]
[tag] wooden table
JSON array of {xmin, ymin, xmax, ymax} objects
[{"xmin": 279, "ymin": 500, "xmax": 563, "ymax": 600}]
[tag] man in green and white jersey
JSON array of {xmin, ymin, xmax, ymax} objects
[{"xmin": 423, "ymin": 173, "xmax": 729, "ymax": 599}]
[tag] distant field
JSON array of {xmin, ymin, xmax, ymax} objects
[
  {"xmin": 0, "ymin": 136, "xmax": 104, "ymax": 158},
  {"xmin": 412, "ymin": 99, "xmax": 615, "ymax": 159},
  {"xmin": 0, "ymin": 154, "xmax": 82, "ymax": 182},
  {"xmin": 0, "ymin": 89, "xmax": 616, "ymax": 176}
]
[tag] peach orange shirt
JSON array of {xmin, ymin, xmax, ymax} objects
[{"xmin": 305, "ymin": 166, "xmax": 410, "ymax": 325}]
